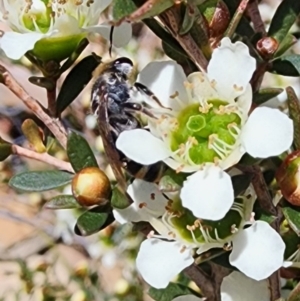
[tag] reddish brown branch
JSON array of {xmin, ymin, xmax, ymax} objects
[
  {"xmin": 12, "ymin": 144, "xmax": 73, "ymax": 173},
  {"xmin": 0, "ymin": 64, "xmax": 67, "ymax": 149},
  {"xmin": 246, "ymin": 0, "xmax": 266, "ymax": 36},
  {"xmin": 159, "ymin": 6, "xmax": 208, "ymax": 71}
]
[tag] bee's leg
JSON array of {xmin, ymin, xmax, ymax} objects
[
  {"xmin": 123, "ymin": 102, "xmax": 157, "ymax": 119},
  {"xmin": 134, "ymin": 82, "xmax": 169, "ymax": 109}
]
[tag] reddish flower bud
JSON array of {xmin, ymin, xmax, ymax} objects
[
  {"xmin": 276, "ymin": 151, "xmax": 300, "ymax": 206},
  {"xmin": 256, "ymin": 37, "xmax": 279, "ymax": 60},
  {"xmin": 72, "ymin": 167, "xmax": 111, "ymax": 207}
]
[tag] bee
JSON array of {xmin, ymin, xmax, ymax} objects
[{"xmin": 90, "ymin": 57, "xmax": 165, "ymax": 193}]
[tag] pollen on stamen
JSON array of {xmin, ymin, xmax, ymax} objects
[
  {"xmin": 194, "ymin": 219, "xmax": 202, "ymax": 228},
  {"xmin": 188, "ymin": 136, "xmax": 198, "ymax": 146},
  {"xmin": 180, "ymin": 245, "xmax": 187, "ymax": 253},
  {"xmin": 168, "ymin": 231, "xmax": 176, "ymax": 238},
  {"xmin": 176, "ymin": 164, "xmax": 185, "ymax": 173},
  {"xmin": 233, "ymin": 84, "xmax": 243, "ymax": 91},
  {"xmin": 223, "ymin": 242, "xmax": 232, "ymax": 251},
  {"xmin": 184, "ymin": 81, "xmax": 193, "ymax": 89},
  {"xmin": 139, "ymin": 202, "xmax": 147, "ymax": 209},
  {"xmin": 199, "ymin": 103, "xmax": 212, "ymax": 113},
  {"xmin": 231, "ymin": 224, "xmax": 238, "ymax": 234},
  {"xmin": 186, "ymin": 225, "xmax": 196, "ymax": 231},
  {"xmin": 213, "ymin": 157, "xmax": 220, "ymax": 165},
  {"xmin": 210, "ymin": 79, "xmax": 217, "ymax": 88},
  {"xmin": 170, "ymin": 91, "xmax": 179, "ymax": 99}
]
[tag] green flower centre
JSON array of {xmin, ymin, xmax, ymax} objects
[
  {"xmin": 170, "ymin": 101, "xmax": 241, "ymax": 165},
  {"xmin": 18, "ymin": 0, "xmax": 92, "ymax": 33},
  {"xmin": 167, "ymin": 198, "xmax": 244, "ymax": 244}
]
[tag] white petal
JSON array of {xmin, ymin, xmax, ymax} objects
[
  {"xmin": 128, "ymin": 179, "xmax": 168, "ymax": 217},
  {"xmin": 236, "ymin": 84, "xmax": 253, "ymax": 116},
  {"xmin": 207, "ymin": 37, "xmax": 256, "ymax": 100},
  {"xmin": 180, "ymin": 165, "xmax": 234, "ymax": 220},
  {"xmin": 138, "ymin": 61, "xmax": 188, "ymax": 109},
  {"xmin": 113, "ymin": 205, "xmax": 141, "ymax": 224},
  {"xmin": 230, "ymin": 221, "xmax": 285, "ymax": 280},
  {"xmin": 173, "ymin": 296, "xmax": 203, "ymax": 301},
  {"xmin": 164, "ymin": 157, "xmax": 200, "ymax": 173},
  {"xmin": 0, "ymin": 32, "xmax": 43, "ymax": 60},
  {"xmin": 241, "ymin": 107, "xmax": 293, "ymax": 158},
  {"xmin": 116, "ymin": 129, "xmax": 171, "ymax": 165},
  {"xmin": 136, "ymin": 239, "xmax": 194, "ymax": 288},
  {"xmin": 221, "ymin": 271, "xmax": 270, "ymax": 301},
  {"xmin": 52, "ymin": 15, "xmax": 81, "ymax": 35},
  {"xmin": 88, "ymin": 22, "xmax": 132, "ymax": 47},
  {"xmin": 187, "ymin": 72, "xmax": 218, "ymax": 103},
  {"xmin": 219, "ymin": 145, "xmax": 245, "ymax": 170}
]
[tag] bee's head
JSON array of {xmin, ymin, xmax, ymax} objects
[{"xmin": 112, "ymin": 57, "xmax": 134, "ymax": 78}]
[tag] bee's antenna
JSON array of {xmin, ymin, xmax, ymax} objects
[{"xmin": 109, "ymin": 26, "xmax": 114, "ymax": 58}]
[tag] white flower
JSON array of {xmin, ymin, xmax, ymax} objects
[
  {"xmin": 113, "ymin": 179, "xmax": 285, "ymax": 288},
  {"xmin": 0, "ymin": 0, "xmax": 132, "ymax": 60},
  {"xmin": 173, "ymin": 271, "xmax": 285, "ymax": 301},
  {"xmin": 116, "ymin": 37, "xmax": 293, "ymax": 221},
  {"xmin": 221, "ymin": 271, "xmax": 270, "ymax": 301}
]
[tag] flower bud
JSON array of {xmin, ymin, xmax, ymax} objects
[
  {"xmin": 276, "ymin": 151, "xmax": 300, "ymax": 206},
  {"xmin": 72, "ymin": 167, "xmax": 111, "ymax": 207},
  {"xmin": 256, "ymin": 37, "xmax": 279, "ymax": 60}
]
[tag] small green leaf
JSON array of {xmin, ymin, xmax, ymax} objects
[
  {"xmin": 231, "ymin": 174, "xmax": 252, "ymax": 197},
  {"xmin": 268, "ymin": 0, "xmax": 300, "ymax": 45},
  {"xmin": 56, "ymin": 54, "xmax": 100, "ymax": 114},
  {"xmin": 271, "ymin": 55, "xmax": 300, "ymax": 76},
  {"xmin": 75, "ymin": 207, "xmax": 114, "ymax": 236},
  {"xmin": 282, "ymin": 228, "xmax": 300, "ymax": 259},
  {"xmin": 130, "ymin": 0, "xmax": 175, "ymax": 21},
  {"xmin": 44, "ymin": 195, "xmax": 81, "ymax": 209},
  {"xmin": 9, "ymin": 170, "xmax": 73, "ymax": 192},
  {"xmin": 287, "ymin": 86, "xmax": 300, "ymax": 150},
  {"xmin": 112, "ymin": 0, "xmax": 136, "ymax": 20},
  {"xmin": 0, "ymin": 138, "xmax": 12, "ymax": 161},
  {"xmin": 111, "ymin": 186, "xmax": 131, "ymax": 209},
  {"xmin": 148, "ymin": 283, "xmax": 196, "ymax": 301},
  {"xmin": 282, "ymin": 205, "xmax": 300, "ymax": 236},
  {"xmin": 275, "ymin": 34, "xmax": 297, "ymax": 58},
  {"xmin": 67, "ymin": 131, "xmax": 98, "ymax": 172},
  {"xmin": 179, "ymin": 4, "xmax": 196, "ymax": 35},
  {"xmin": 253, "ymin": 88, "xmax": 284, "ymax": 105}
]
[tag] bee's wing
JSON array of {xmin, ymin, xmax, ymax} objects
[{"xmin": 97, "ymin": 94, "xmax": 132, "ymax": 203}]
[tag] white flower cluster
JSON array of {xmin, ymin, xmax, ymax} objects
[
  {"xmin": 114, "ymin": 38, "xmax": 293, "ymax": 291},
  {"xmin": 0, "ymin": 0, "xmax": 131, "ymax": 60}
]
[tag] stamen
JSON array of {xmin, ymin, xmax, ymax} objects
[
  {"xmin": 223, "ymin": 242, "xmax": 232, "ymax": 251},
  {"xmin": 180, "ymin": 245, "xmax": 187, "ymax": 253},
  {"xmin": 233, "ymin": 84, "xmax": 243, "ymax": 91},
  {"xmin": 231, "ymin": 224, "xmax": 239, "ymax": 234},
  {"xmin": 209, "ymin": 134, "xmax": 236, "ymax": 159}
]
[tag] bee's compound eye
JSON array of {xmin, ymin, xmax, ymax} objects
[
  {"xmin": 114, "ymin": 57, "xmax": 133, "ymax": 67},
  {"xmin": 114, "ymin": 57, "xmax": 134, "ymax": 76}
]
